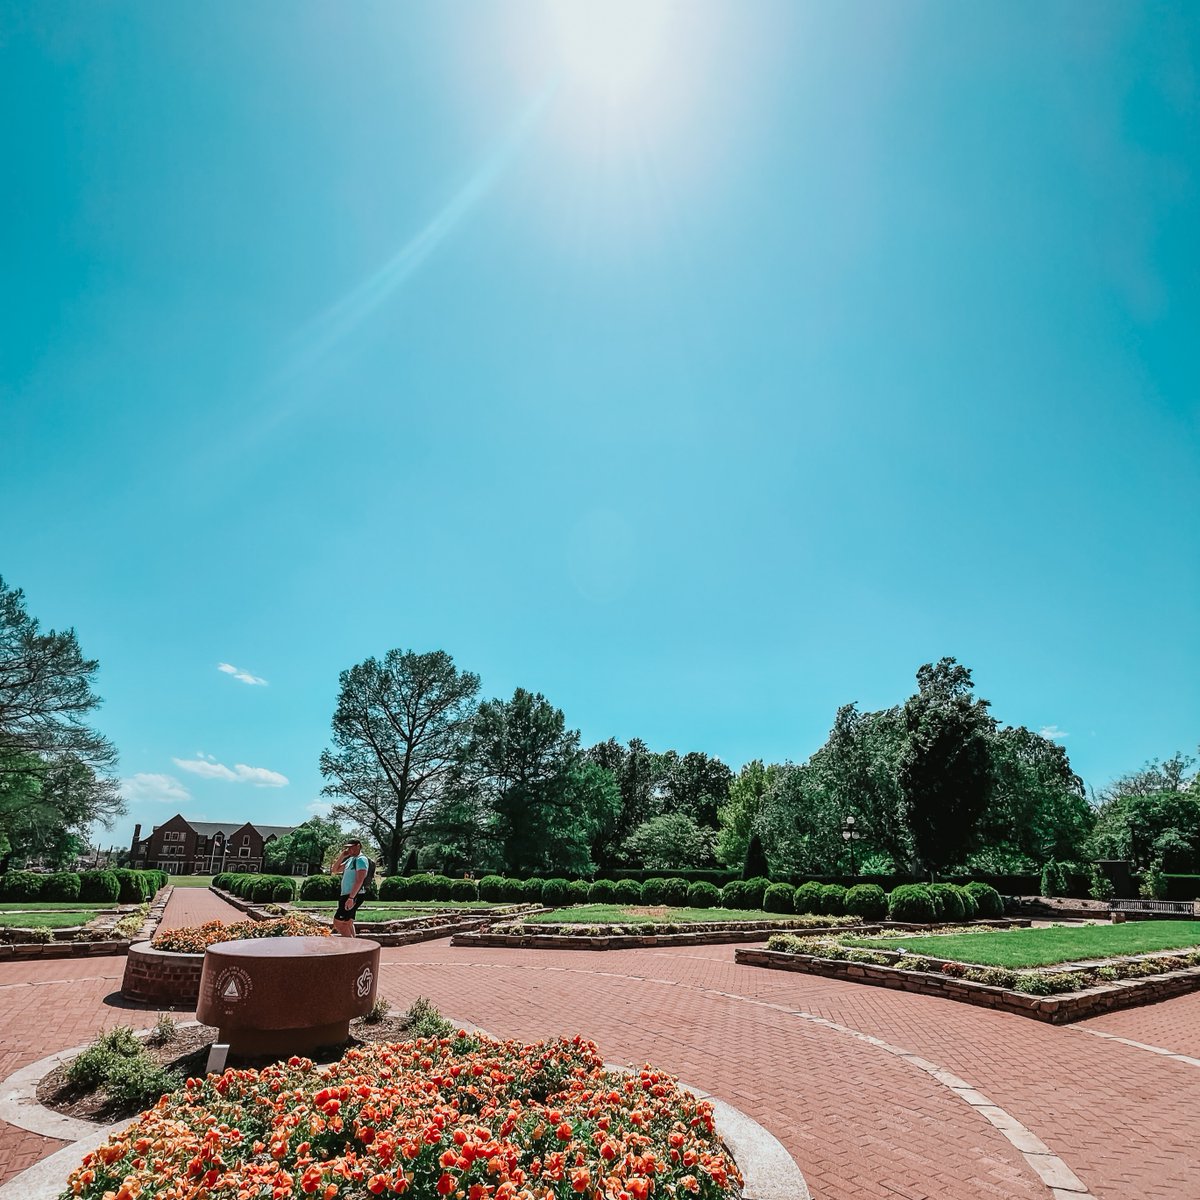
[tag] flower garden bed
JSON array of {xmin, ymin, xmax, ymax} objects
[
  {"xmin": 121, "ymin": 916, "xmax": 330, "ymax": 1005},
  {"xmin": 63, "ymin": 1033, "xmax": 744, "ymax": 1200},
  {"xmin": 737, "ymin": 924, "xmax": 1200, "ymax": 1022},
  {"xmin": 453, "ymin": 912, "xmax": 863, "ymax": 951}
]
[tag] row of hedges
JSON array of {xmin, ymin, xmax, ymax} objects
[
  {"xmin": 287, "ymin": 873, "xmax": 1004, "ymax": 919},
  {"xmin": 0, "ymin": 869, "xmax": 166, "ymax": 904},
  {"xmin": 214, "ymin": 873, "xmax": 299, "ymax": 903},
  {"xmin": 295, "ymin": 874, "xmax": 382, "ymax": 902}
]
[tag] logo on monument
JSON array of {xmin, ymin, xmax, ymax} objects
[
  {"xmin": 355, "ymin": 965, "xmax": 374, "ymax": 999},
  {"xmin": 214, "ymin": 966, "xmax": 253, "ymax": 1006}
]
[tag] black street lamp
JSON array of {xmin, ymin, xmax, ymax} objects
[{"xmin": 841, "ymin": 814, "xmax": 863, "ymax": 874}]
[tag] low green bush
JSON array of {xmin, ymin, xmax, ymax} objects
[
  {"xmin": 845, "ymin": 883, "xmax": 887, "ymax": 920},
  {"xmin": 448, "ymin": 878, "xmax": 478, "ymax": 901},
  {"xmin": 793, "ymin": 881, "xmax": 824, "ymax": 915},
  {"xmin": 888, "ymin": 883, "xmax": 937, "ymax": 923},
  {"xmin": 405, "ymin": 874, "xmax": 450, "ymax": 901},
  {"xmin": 929, "ymin": 883, "xmax": 965, "ymax": 922},
  {"xmin": 613, "ymin": 879, "xmax": 642, "ymax": 905},
  {"xmin": 819, "ymin": 883, "xmax": 848, "ymax": 916},
  {"xmin": 0, "ymin": 871, "xmax": 44, "ymax": 901},
  {"xmin": 955, "ymin": 884, "xmax": 977, "ymax": 920},
  {"xmin": 722, "ymin": 877, "xmax": 769, "ymax": 910},
  {"xmin": 687, "ymin": 881, "xmax": 721, "ymax": 908},
  {"xmin": 478, "ymin": 875, "xmax": 507, "ymax": 902},
  {"xmin": 379, "ymin": 876, "xmax": 407, "ymax": 900},
  {"xmin": 42, "ymin": 871, "xmax": 82, "ymax": 902},
  {"xmin": 588, "ymin": 879, "xmax": 617, "ymax": 903},
  {"xmin": 66, "ymin": 1026, "xmax": 143, "ymax": 1089},
  {"xmin": 640, "ymin": 877, "xmax": 669, "ymax": 906},
  {"xmin": 300, "ymin": 874, "xmax": 341, "ymax": 900},
  {"xmin": 565, "ymin": 879, "xmax": 590, "ymax": 904},
  {"xmin": 501, "ymin": 877, "xmax": 529, "ymax": 903},
  {"xmin": 112, "ymin": 869, "xmax": 150, "ymax": 904},
  {"xmin": 963, "ymin": 881, "xmax": 1003, "ymax": 919},
  {"xmin": 524, "ymin": 878, "xmax": 546, "ymax": 903},
  {"xmin": 763, "ymin": 882, "xmax": 795, "ymax": 913},
  {"xmin": 541, "ymin": 878, "xmax": 575, "ymax": 906},
  {"xmin": 659, "ymin": 877, "xmax": 690, "ymax": 907},
  {"xmin": 79, "ymin": 870, "xmax": 120, "ymax": 903}
]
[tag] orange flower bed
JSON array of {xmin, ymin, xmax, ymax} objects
[
  {"xmin": 151, "ymin": 916, "xmax": 331, "ymax": 954},
  {"xmin": 66, "ymin": 1034, "xmax": 740, "ymax": 1200}
]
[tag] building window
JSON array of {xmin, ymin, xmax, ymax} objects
[
  {"xmin": 239, "ymin": 847, "xmax": 250, "ymax": 857},
  {"xmin": 242, "ymin": 836, "xmax": 250, "ymax": 846}
]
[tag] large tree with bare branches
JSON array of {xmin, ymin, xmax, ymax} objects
[{"xmin": 318, "ymin": 649, "xmax": 480, "ymax": 875}]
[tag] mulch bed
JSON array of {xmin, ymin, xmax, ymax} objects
[{"xmin": 36, "ymin": 1011, "xmax": 429, "ymax": 1125}]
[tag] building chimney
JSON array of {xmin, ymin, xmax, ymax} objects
[{"xmin": 130, "ymin": 824, "xmax": 141, "ymax": 853}]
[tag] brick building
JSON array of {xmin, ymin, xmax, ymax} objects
[{"xmin": 129, "ymin": 814, "xmax": 301, "ymax": 875}]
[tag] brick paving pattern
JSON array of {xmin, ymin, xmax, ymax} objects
[{"xmin": 1, "ymin": 900, "xmax": 1198, "ymax": 1198}]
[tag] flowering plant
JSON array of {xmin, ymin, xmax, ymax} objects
[
  {"xmin": 151, "ymin": 916, "xmax": 330, "ymax": 954},
  {"xmin": 65, "ymin": 1033, "xmax": 740, "ymax": 1199}
]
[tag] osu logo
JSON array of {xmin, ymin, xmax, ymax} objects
[
  {"xmin": 214, "ymin": 967, "xmax": 253, "ymax": 1006},
  {"xmin": 355, "ymin": 966, "xmax": 374, "ymax": 999}
]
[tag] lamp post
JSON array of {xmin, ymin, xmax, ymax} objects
[{"xmin": 841, "ymin": 814, "xmax": 863, "ymax": 875}]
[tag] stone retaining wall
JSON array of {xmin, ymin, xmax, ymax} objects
[
  {"xmin": 453, "ymin": 926, "xmax": 849, "ymax": 951},
  {"xmin": 735, "ymin": 947, "xmax": 1200, "ymax": 1023}
]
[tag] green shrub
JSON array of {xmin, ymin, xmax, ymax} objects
[
  {"xmin": 446, "ymin": 879, "xmax": 477, "ymax": 901},
  {"xmin": 379, "ymin": 876, "xmax": 407, "ymax": 900},
  {"xmin": 524, "ymin": 878, "xmax": 546, "ymax": 903},
  {"xmin": 1014, "ymin": 971, "xmax": 1086, "ymax": 996},
  {"xmin": 103, "ymin": 1055, "xmax": 181, "ymax": 1107},
  {"xmin": 566, "ymin": 879, "xmax": 590, "ymax": 904},
  {"xmin": 763, "ymin": 883, "xmax": 794, "ymax": 913},
  {"xmin": 929, "ymin": 883, "xmax": 965, "ymax": 922},
  {"xmin": 112, "ymin": 869, "xmax": 150, "ymax": 903},
  {"xmin": 888, "ymin": 883, "xmax": 937, "ymax": 923},
  {"xmin": 501, "ymin": 878, "xmax": 529, "ymax": 903},
  {"xmin": 405, "ymin": 996, "xmax": 455, "ymax": 1040},
  {"xmin": 1040, "ymin": 859, "xmax": 1070, "ymax": 898},
  {"xmin": 42, "ymin": 871, "xmax": 82, "ymax": 902},
  {"xmin": 588, "ymin": 879, "xmax": 617, "ymax": 904},
  {"xmin": 845, "ymin": 883, "xmax": 887, "ymax": 920},
  {"xmin": 613, "ymin": 879, "xmax": 642, "ymax": 905},
  {"xmin": 478, "ymin": 875, "xmax": 507, "ymax": 902},
  {"xmin": 271, "ymin": 882, "xmax": 292, "ymax": 902},
  {"xmin": 793, "ymin": 881, "xmax": 824, "ymax": 915},
  {"xmin": 249, "ymin": 876, "xmax": 277, "ymax": 903},
  {"xmin": 67, "ymin": 1026, "xmax": 143, "ymax": 1089},
  {"xmin": 659, "ymin": 878, "xmax": 690, "ymax": 907},
  {"xmin": 640, "ymin": 877, "xmax": 669, "ymax": 906},
  {"xmin": 541, "ymin": 878, "xmax": 575, "ymax": 906},
  {"xmin": 1140, "ymin": 866, "xmax": 1168, "ymax": 901},
  {"xmin": 79, "ymin": 870, "xmax": 120, "ymax": 903},
  {"xmin": 687, "ymin": 881, "xmax": 721, "ymax": 908},
  {"xmin": 720, "ymin": 880, "xmax": 748, "ymax": 909},
  {"xmin": 0, "ymin": 871, "xmax": 44, "ymax": 901},
  {"xmin": 404, "ymin": 874, "xmax": 440, "ymax": 901},
  {"xmin": 819, "ymin": 883, "xmax": 848, "ymax": 916},
  {"xmin": 963, "ymin": 881, "xmax": 1003, "ymax": 919},
  {"xmin": 1088, "ymin": 866, "xmax": 1116, "ymax": 901},
  {"xmin": 955, "ymin": 884, "xmax": 977, "ymax": 920},
  {"xmin": 300, "ymin": 874, "xmax": 341, "ymax": 900}
]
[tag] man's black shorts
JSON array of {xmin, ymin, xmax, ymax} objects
[{"xmin": 335, "ymin": 894, "xmax": 363, "ymax": 922}]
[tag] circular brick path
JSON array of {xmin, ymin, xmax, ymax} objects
[{"xmin": 1, "ymin": 889, "xmax": 1198, "ymax": 1199}]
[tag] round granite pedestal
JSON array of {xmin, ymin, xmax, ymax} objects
[{"xmin": 196, "ymin": 936, "xmax": 380, "ymax": 1056}]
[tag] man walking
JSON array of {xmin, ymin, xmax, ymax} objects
[{"xmin": 331, "ymin": 839, "xmax": 369, "ymax": 938}]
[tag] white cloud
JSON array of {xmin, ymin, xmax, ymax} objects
[
  {"xmin": 173, "ymin": 755, "xmax": 289, "ymax": 787},
  {"xmin": 217, "ymin": 662, "xmax": 268, "ymax": 686},
  {"xmin": 306, "ymin": 799, "xmax": 334, "ymax": 816},
  {"xmin": 120, "ymin": 773, "xmax": 191, "ymax": 805},
  {"xmin": 1040, "ymin": 725, "xmax": 1070, "ymax": 741}
]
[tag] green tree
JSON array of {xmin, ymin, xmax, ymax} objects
[
  {"xmin": 264, "ymin": 816, "xmax": 349, "ymax": 872},
  {"xmin": 0, "ymin": 578, "xmax": 123, "ymax": 866},
  {"xmin": 622, "ymin": 811, "xmax": 714, "ymax": 871},
  {"xmin": 757, "ymin": 762, "xmax": 843, "ymax": 874},
  {"xmin": 717, "ymin": 760, "xmax": 781, "ymax": 867},
  {"xmin": 319, "ymin": 649, "xmax": 480, "ymax": 875},
  {"xmin": 741, "ymin": 830, "xmax": 770, "ymax": 879},
  {"xmin": 463, "ymin": 688, "xmax": 610, "ymax": 874},
  {"xmin": 658, "ymin": 751, "xmax": 732, "ymax": 828},
  {"xmin": 897, "ymin": 658, "xmax": 995, "ymax": 873},
  {"xmin": 981, "ymin": 726, "xmax": 1093, "ymax": 865},
  {"xmin": 586, "ymin": 737, "xmax": 660, "ymax": 870},
  {"xmin": 1088, "ymin": 787, "xmax": 1200, "ymax": 873}
]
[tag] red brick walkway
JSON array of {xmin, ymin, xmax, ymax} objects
[{"xmin": 2, "ymin": 916, "xmax": 1199, "ymax": 1199}]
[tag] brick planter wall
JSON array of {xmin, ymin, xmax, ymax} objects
[
  {"xmin": 735, "ymin": 947, "xmax": 1200, "ymax": 1023},
  {"xmin": 121, "ymin": 942, "xmax": 206, "ymax": 1005},
  {"xmin": 453, "ymin": 925, "xmax": 857, "ymax": 951}
]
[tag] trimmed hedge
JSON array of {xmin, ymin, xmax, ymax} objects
[
  {"xmin": 763, "ymin": 882, "xmax": 795, "ymax": 913},
  {"xmin": 845, "ymin": 883, "xmax": 887, "ymax": 920},
  {"xmin": 79, "ymin": 869, "xmax": 121, "ymax": 902},
  {"xmin": 300, "ymin": 874, "xmax": 341, "ymax": 900},
  {"xmin": 963, "ymin": 881, "xmax": 1003, "ymax": 919},
  {"xmin": 541, "ymin": 878, "xmax": 575, "ymax": 907},
  {"xmin": 956, "ymin": 884, "xmax": 978, "ymax": 920},
  {"xmin": 687, "ymin": 881, "xmax": 721, "ymax": 908},
  {"xmin": 0, "ymin": 871, "xmax": 43, "ymax": 900},
  {"xmin": 613, "ymin": 879, "xmax": 642, "ymax": 905},
  {"xmin": 659, "ymin": 877, "xmax": 690, "ymax": 907},
  {"xmin": 888, "ymin": 883, "xmax": 937, "ymax": 923},
  {"xmin": 793, "ymin": 881, "xmax": 824, "ymax": 915},
  {"xmin": 479, "ymin": 875, "xmax": 507, "ymax": 902},
  {"xmin": 928, "ymin": 883, "xmax": 965, "ymax": 922},
  {"xmin": 721, "ymin": 877, "xmax": 769, "ymax": 910},
  {"xmin": 524, "ymin": 878, "xmax": 546, "ymax": 903},
  {"xmin": 639, "ymin": 877, "xmax": 670, "ymax": 906},
  {"xmin": 588, "ymin": 878, "xmax": 618, "ymax": 904}
]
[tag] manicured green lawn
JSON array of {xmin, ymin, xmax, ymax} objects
[
  {"xmin": 168, "ymin": 875, "xmax": 217, "ymax": 888},
  {"xmin": 0, "ymin": 910, "xmax": 96, "ymax": 929},
  {"xmin": 0, "ymin": 902, "xmax": 111, "ymax": 911},
  {"xmin": 524, "ymin": 904, "xmax": 809, "ymax": 925},
  {"xmin": 848, "ymin": 921, "xmax": 1200, "ymax": 967}
]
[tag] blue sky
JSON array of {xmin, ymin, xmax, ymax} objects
[{"xmin": 2, "ymin": 2, "xmax": 1197, "ymax": 850}]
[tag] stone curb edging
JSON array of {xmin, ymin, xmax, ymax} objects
[
  {"xmin": 0, "ymin": 1021, "xmax": 804, "ymax": 1200},
  {"xmin": 453, "ymin": 927, "xmax": 848, "ymax": 951},
  {"xmin": 0, "ymin": 888, "xmax": 168, "ymax": 964},
  {"xmin": 736, "ymin": 947, "xmax": 1200, "ymax": 1022}
]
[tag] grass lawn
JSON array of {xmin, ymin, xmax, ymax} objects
[
  {"xmin": 847, "ymin": 921, "xmax": 1200, "ymax": 967},
  {"xmin": 0, "ymin": 902, "xmax": 112, "ymax": 911},
  {"xmin": 523, "ymin": 904, "xmax": 807, "ymax": 925},
  {"xmin": 0, "ymin": 910, "xmax": 96, "ymax": 929},
  {"xmin": 296, "ymin": 900, "xmax": 498, "ymax": 916}
]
